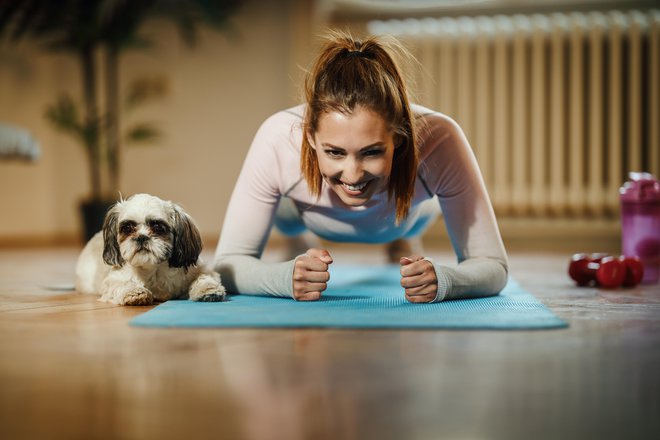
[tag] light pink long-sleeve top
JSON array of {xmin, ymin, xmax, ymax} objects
[{"xmin": 214, "ymin": 104, "xmax": 508, "ymax": 301}]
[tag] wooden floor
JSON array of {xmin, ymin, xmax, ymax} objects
[{"xmin": 1, "ymin": 244, "xmax": 659, "ymax": 440}]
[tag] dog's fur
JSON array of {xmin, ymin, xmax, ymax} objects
[{"xmin": 75, "ymin": 193, "xmax": 225, "ymax": 306}]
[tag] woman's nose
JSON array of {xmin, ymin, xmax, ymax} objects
[{"xmin": 342, "ymin": 157, "xmax": 363, "ymax": 182}]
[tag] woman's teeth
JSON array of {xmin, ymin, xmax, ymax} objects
[{"xmin": 342, "ymin": 181, "xmax": 367, "ymax": 191}]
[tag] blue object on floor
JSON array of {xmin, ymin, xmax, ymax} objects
[{"xmin": 130, "ymin": 265, "xmax": 568, "ymax": 329}]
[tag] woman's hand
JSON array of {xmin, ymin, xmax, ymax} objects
[
  {"xmin": 292, "ymin": 248, "xmax": 333, "ymax": 301},
  {"xmin": 400, "ymin": 255, "xmax": 438, "ymax": 303}
]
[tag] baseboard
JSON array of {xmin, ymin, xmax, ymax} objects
[
  {"xmin": 1, "ymin": 217, "xmax": 621, "ymax": 254},
  {"xmin": 0, "ymin": 233, "xmax": 81, "ymax": 248},
  {"xmin": 424, "ymin": 217, "xmax": 621, "ymax": 253}
]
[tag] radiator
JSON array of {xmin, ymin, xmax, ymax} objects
[{"xmin": 368, "ymin": 10, "xmax": 660, "ymax": 218}]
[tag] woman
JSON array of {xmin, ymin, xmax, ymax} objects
[{"xmin": 214, "ymin": 31, "xmax": 508, "ymax": 303}]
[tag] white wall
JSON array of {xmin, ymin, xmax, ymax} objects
[{"xmin": 0, "ymin": 0, "xmax": 308, "ymax": 244}]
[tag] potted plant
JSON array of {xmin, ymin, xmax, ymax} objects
[
  {"xmin": 0, "ymin": 0, "xmax": 242, "ymax": 241},
  {"xmin": 44, "ymin": 76, "xmax": 168, "ymax": 240}
]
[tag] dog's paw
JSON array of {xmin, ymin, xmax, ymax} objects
[
  {"xmin": 190, "ymin": 286, "xmax": 226, "ymax": 302},
  {"xmin": 189, "ymin": 274, "xmax": 226, "ymax": 302},
  {"xmin": 189, "ymin": 284, "xmax": 226, "ymax": 302},
  {"xmin": 121, "ymin": 288, "xmax": 154, "ymax": 306},
  {"xmin": 194, "ymin": 291, "xmax": 226, "ymax": 302}
]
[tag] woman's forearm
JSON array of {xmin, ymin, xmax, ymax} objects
[
  {"xmin": 430, "ymin": 256, "xmax": 508, "ymax": 301},
  {"xmin": 214, "ymin": 254, "xmax": 295, "ymax": 298}
]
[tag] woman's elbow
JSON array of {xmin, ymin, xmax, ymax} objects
[{"xmin": 492, "ymin": 258, "xmax": 509, "ymax": 295}]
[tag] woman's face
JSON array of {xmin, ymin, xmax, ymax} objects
[{"xmin": 312, "ymin": 106, "xmax": 396, "ymax": 207}]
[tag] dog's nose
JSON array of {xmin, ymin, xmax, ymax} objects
[{"xmin": 135, "ymin": 234, "xmax": 149, "ymax": 245}]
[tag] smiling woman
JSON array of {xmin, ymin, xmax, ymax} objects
[
  {"xmin": 214, "ymin": 30, "xmax": 508, "ymax": 304},
  {"xmin": 312, "ymin": 107, "xmax": 395, "ymax": 208}
]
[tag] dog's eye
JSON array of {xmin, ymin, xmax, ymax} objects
[
  {"xmin": 149, "ymin": 221, "xmax": 169, "ymax": 235},
  {"xmin": 119, "ymin": 222, "xmax": 136, "ymax": 235}
]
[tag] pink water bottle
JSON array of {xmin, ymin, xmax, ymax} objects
[{"xmin": 620, "ymin": 172, "xmax": 660, "ymax": 284}]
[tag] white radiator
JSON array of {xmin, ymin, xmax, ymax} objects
[{"xmin": 368, "ymin": 10, "xmax": 660, "ymax": 218}]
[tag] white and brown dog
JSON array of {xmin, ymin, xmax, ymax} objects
[{"xmin": 75, "ymin": 193, "xmax": 225, "ymax": 306}]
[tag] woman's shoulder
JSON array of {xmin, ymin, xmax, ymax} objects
[
  {"xmin": 258, "ymin": 104, "xmax": 305, "ymax": 132},
  {"xmin": 412, "ymin": 104, "xmax": 473, "ymax": 186},
  {"xmin": 411, "ymin": 104, "xmax": 460, "ymax": 131},
  {"xmin": 252, "ymin": 105, "xmax": 305, "ymax": 153},
  {"xmin": 412, "ymin": 104, "xmax": 464, "ymax": 157}
]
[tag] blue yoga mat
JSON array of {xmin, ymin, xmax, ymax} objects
[{"xmin": 130, "ymin": 265, "xmax": 568, "ymax": 330}]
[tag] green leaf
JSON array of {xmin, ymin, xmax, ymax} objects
[
  {"xmin": 44, "ymin": 94, "xmax": 82, "ymax": 134},
  {"xmin": 125, "ymin": 122, "xmax": 161, "ymax": 144},
  {"xmin": 44, "ymin": 94, "xmax": 102, "ymax": 153},
  {"xmin": 124, "ymin": 76, "xmax": 168, "ymax": 110}
]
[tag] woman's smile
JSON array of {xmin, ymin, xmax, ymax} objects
[
  {"xmin": 313, "ymin": 106, "xmax": 396, "ymax": 207},
  {"xmin": 338, "ymin": 178, "xmax": 370, "ymax": 194}
]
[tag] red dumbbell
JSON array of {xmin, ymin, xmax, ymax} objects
[
  {"xmin": 619, "ymin": 256, "xmax": 644, "ymax": 287},
  {"xmin": 568, "ymin": 253, "xmax": 594, "ymax": 286},
  {"xmin": 568, "ymin": 253, "xmax": 612, "ymax": 286},
  {"xmin": 595, "ymin": 256, "xmax": 627, "ymax": 288},
  {"xmin": 568, "ymin": 253, "xmax": 627, "ymax": 288}
]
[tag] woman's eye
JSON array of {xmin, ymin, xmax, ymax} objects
[
  {"xmin": 325, "ymin": 150, "xmax": 344, "ymax": 158},
  {"xmin": 363, "ymin": 149, "xmax": 382, "ymax": 157}
]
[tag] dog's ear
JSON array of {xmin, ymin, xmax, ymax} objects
[
  {"xmin": 169, "ymin": 204, "xmax": 202, "ymax": 269},
  {"xmin": 102, "ymin": 203, "xmax": 124, "ymax": 267}
]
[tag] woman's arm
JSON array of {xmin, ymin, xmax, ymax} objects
[
  {"xmin": 214, "ymin": 255, "xmax": 296, "ymax": 298},
  {"xmin": 213, "ymin": 112, "xmax": 298, "ymax": 298},
  {"xmin": 420, "ymin": 113, "xmax": 509, "ymax": 301}
]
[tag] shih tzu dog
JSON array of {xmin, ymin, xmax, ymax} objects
[{"xmin": 75, "ymin": 193, "xmax": 225, "ymax": 306}]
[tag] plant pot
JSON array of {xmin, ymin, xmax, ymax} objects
[{"xmin": 80, "ymin": 199, "xmax": 116, "ymax": 243}]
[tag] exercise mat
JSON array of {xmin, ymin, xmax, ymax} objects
[{"xmin": 130, "ymin": 265, "xmax": 568, "ymax": 330}]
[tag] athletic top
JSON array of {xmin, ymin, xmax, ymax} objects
[{"xmin": 213, "ymin": 104, "xmax": 508, "ymax": 301}]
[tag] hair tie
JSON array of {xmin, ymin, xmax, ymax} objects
[{"xmin": 345, "ymin": 49, "xmax": 375, "ymax": 60}]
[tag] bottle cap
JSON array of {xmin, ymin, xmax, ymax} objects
[{"xmin": 619, "ymin": 172, "xmax": 660, "ymax": 204}]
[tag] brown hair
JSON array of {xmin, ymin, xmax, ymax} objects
[{"xmin": 300, "ymin": 30, "xmax": 418, "ymax": 224}]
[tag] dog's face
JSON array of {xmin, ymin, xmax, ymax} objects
[{"xmin": 102, "ymin": 194, "xmax": 202, "ymax": 269}]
